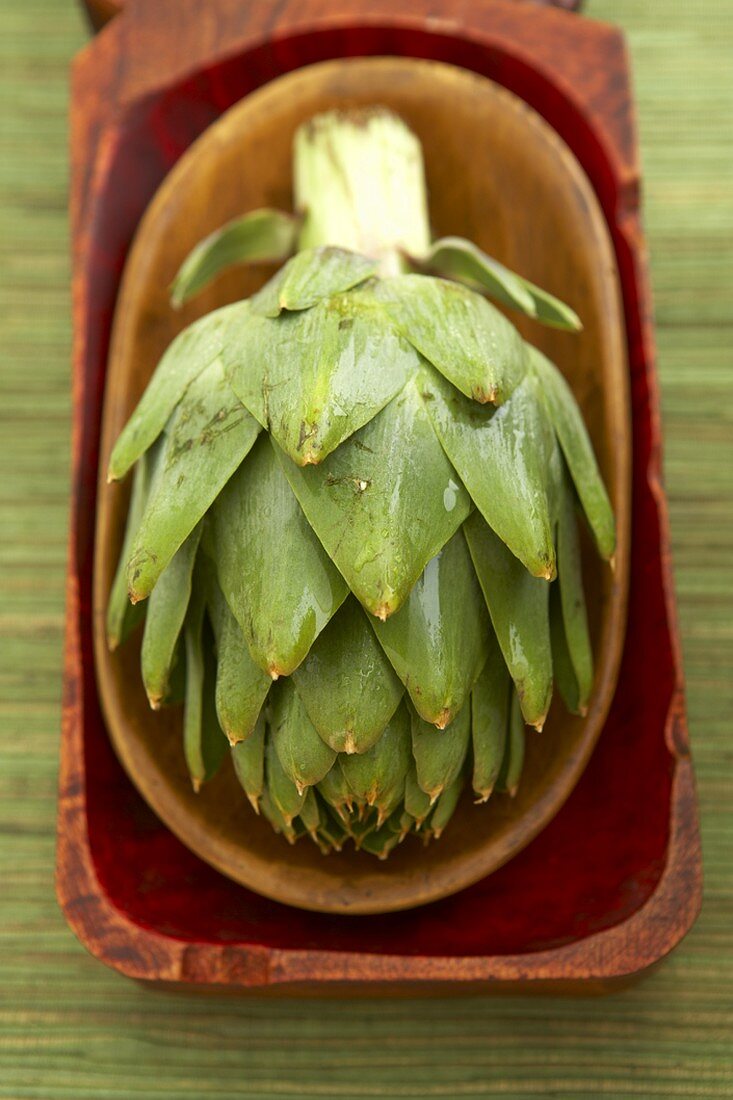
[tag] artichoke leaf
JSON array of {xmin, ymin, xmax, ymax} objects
[
  {"xmin": 358, "ymin": 820, "xmax": 404, "ymax": 859},
  {"xmin": 415, "ymin": 237, "xmax": 535, "ymax": 316},
  {"xmin": 372, "ymin": 529, "xmax": 489, "ymax": 728},
  {"xmin": 296, "ymin": 787, "xmax": 322, "ymax": 840},
  {"xmin": 374, "ymin": 274, "xmax": 527, "ymax": 405},
  {"xmin": 415, "ymin": 237, "xmax": 581, "ymax": 331},
  {"xmin": 471, "ymin": 635, "xmax": 511, "ymax": 802},
  {"xmin": 108, "ymin": 302, "xmax": 250, "ymax": 481},
  {"xmin": 549, "ymin": 583, "xmax": 581, "ymax": 715},
  {"xmin": 524, "ymin": 280, "xmax": 583, "ymax": 332},
  {"xmin": 411, "ymin": 703, "xmax": 471, "ymax": 803},
  {"xmin": 259, "ymin": 787, "xmax": 301, "ymax": 843},
  {"xmin": 465, "ymin": 512, "xmax": 552, "ymax": 729},
  {"xmin": 141, "ymin": 523, "xmax": 202, "ymax": 708},
  {"xmin": 314, "ymin": 805, "xmax": 346, "ymax": 853},
  {"xmin": 316, "ymin": 764, "xmax": 355, "ymax": 823},
  {"xmin": 339, "ymin": 704, "xmax": 411, "ymax": 817},
  {"xmin": 403, "ymin": 762, "xmax": 432, "ymax": 827},
  {"xmin": 528, "ymin": 345, "xmax": 615, "ymax": 560},
  {"xmin": 496, "ymin": 691, "xmax": 526, "ymax": 797},
  {"xmin": 170, "ymin": 209, "xmax": 298, "ymax": 307},
  {"xmin": 183, "ymin": 592, "xmax": 228, "ymax": 792},
  {"xmin": 251, "ymin": 246, "xmax": 378, "ymax": 317},
  {"xmin": 270, "ymin": 679, "xmax": 337, "ymax": 794},
  {"xmin": 228, "ymin": 291, "xmax": 416, "ymax": 465},
  {"xmin": 206, "ymin": 575, "xmax": 270, "ymax": 745},
  {"xmin": 427, "ymin": 772, "xmax": 464, "ymax": 839},
  {"xmin": 231, "ymin": 711, "xmax": 266, "ymax": 813},
  {"xmin": 422, "ymin": 363, "xmax": 557, "ymax": 580},
  {"xmin": 555, "ymin": 473, "xmax": 594, "ymax": 712},
  {"xmin": 106, "ymin": 438, "xmax": 162, "ymax": 649},
  {"xmin": 212, "ymin": 435, "xmax": 348, "ymax": 678},
  {"xmin": 264, "ymin": 730, "xmax": 306, "ymax": 825},
  {"xmin": 278, "ymin": 376, "xmax": 471, "ymax": 620},
  {"xmin": 127, "ymin": 357, "xmax": 261, "ymax": 601},
  {"xmin": 292, "ymin": 597, "xmax": 403, "ymax": 754}
]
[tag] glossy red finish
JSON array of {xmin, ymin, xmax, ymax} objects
[{"xmin": 59, "ymin": 1, "xmax": 700, "ymax": 990}]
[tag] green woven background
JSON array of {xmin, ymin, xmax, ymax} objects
[{"xmin": 1, "ymin": 1, "xmax": 731, "ymax": 1096}]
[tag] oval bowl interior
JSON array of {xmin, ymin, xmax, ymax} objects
[{"xmin": 94, "ymin": 57, "xmax": 630, "ymax": 915}]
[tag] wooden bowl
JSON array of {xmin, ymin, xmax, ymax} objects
[{"xmin": 93, "ymin": 57, "xmax": 630, "ymax": 915}]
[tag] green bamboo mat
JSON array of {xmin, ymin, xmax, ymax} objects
[{"xmin": 0, "ymin": 2, "xmax": 731, "ymax": 1097}]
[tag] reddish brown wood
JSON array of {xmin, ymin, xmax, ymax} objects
[
  {"xmin": 79, "ymin": 0, "xmax": 122, "ymax": 32},
  {"xmin": 59, "ymin": 0, "xmax": 701, "ymax": 991},
  {"xmin": 79, "ymin": 0, "xmax": 583, "ymax": 34}
]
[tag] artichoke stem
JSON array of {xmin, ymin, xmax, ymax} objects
[{"xmin": 294, "ymin": 108, "xmax": 431, "ymax": 269}]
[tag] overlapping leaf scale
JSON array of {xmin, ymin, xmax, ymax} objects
[
  {"xmin": 421, "ymin": 363, "xmax": 557, "ymax": 580},
  {"xmin": 464, "ymin": 511, "xmax": 552, "ymax": 729},
  {"xmin": 270, "ymin": 679, "xmax": 337, "ymax": 794},
  {"xmin": 250, "ymin": 246, "xmax": 378, "ymax": 317},
  {"xmin": 264, "ymin": 732, "xmax": 306, "ymax": 826},
  {"xmin": 471, "ymin": 633, "xmax": 511, "ymax": 802},
  {"xmin": 141, "ymin": 524, "xmax": 201, "ymax": 709},
  {"xmin": 183, "ymin": 585, "xmax": 228, "ymax": 792},
  {"xmin": 106, "ymin": 438, "xmax": 162, "ymax": 649},
  {"xmin": 339, "ymin": 703, "xmax": 411, "ymax": 822},
  {"xmin": 211, "ymin": 434, "xmax": 348, "ymax": 678},
  {"xmin": 554, "ymin": 469, "xmax": 594, "ymax": 713},
  {"xmin": 496, "ymin": 691, "xmax": 526, "ymax": 797},
  {"xmin": 373, "ymin": 274, "xmax": 527, "ymax": 405},
  {"xmin": 417, "ymin": 237, "xmax": 582, "ymax": 331},
  {"xmin": 411, "ymin": 703, "xmax": 471, "ymax": 803},
  {"xmin": 126, "ymin": 356, "xmax": 261, "ymax": 602},
  {"xmin": 206, "ymin": 571, "xmax": 271, "ymax": 745},
  {"xmin": 227, "ymin": 290, "xmax": 418, "ymax": 466},
  {"xmin": 108, "ymin": 301, "xmax": 250, "ymax": 481},
  {"xmin": 372, "ymin": 529, "xmax": 489, "ymax": 728},
  {"xmin": 292, "ymin": 598, "xmax": 403, "ymax": 754},
  {"xmin": 417, "ymin": 237, "xmax": 536, "ymax": 316},
  {"xmin": 278, "ymin": 376, "xmax": 471, "ymax": 621},
  {"xmin": 528, "ymin": 345, "xmax": 615, "ymax": 560},
  {"xmin": 550, "ymin": 584, "xmax": 580, "ymax": 716}
]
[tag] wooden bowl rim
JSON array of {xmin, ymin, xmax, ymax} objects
[{"xmin": 93, "ymin": 56, "xmax": 631, "ymax": 914}]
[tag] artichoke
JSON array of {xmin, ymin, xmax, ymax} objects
[{"xmin": 107, "ymin": 107, "xmax": 614, "ymax": 858}]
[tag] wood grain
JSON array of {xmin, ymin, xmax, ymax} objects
[
  {"xmin": 93, "ymin": 58, "xmax": 630, "ymax": 914},
  {"xmin": 57, "ymin": 0, "xmax": 700, "ymax": 987},
  {"xmin": 0, "ymin": 0, "xmax": 730, "ymax": 1095},
  {"xmin": 78, "ymin": 0, "xmax": 584, "ymax": 33}
]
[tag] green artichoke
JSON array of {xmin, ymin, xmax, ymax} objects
[{"xmin": 107, "ymin": 107, "xmax": 614, "ymax": 858}]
